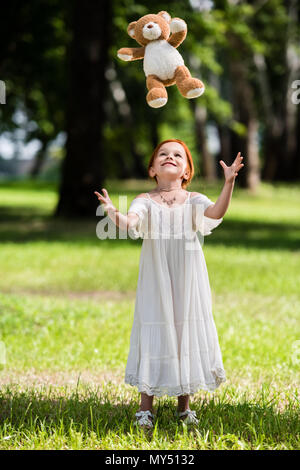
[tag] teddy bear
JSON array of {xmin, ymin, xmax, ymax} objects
[{"xmin": 117, "ymin": 11, "xmax": 205, "ymax": 108}]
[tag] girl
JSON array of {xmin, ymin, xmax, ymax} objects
[{"xmin": 94, "ymin": 139, "xmax": 244, "ymax": 428}]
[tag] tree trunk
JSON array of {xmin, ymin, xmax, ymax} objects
[
  {"xmin": 295, "ymin": 98, "xmax": 300, "ymax": 179},
  {"xmin": 191, "ymin": 100, "xmax": 216, "ymax": 181},
  {"xmin": 30, "ymin": 137, "xmax": 50, "ymax": 178},
  {"xmin": 254, "ymin": 0, "xmax": 300, "ymax": 182},
  {"xmin": 228, "ymin": 52, "xmax": 260, "ymax": 191},
  {"xmin": 149, "ymin": 118, "xmax": 159, "ymax": 150},
  {"xmin": 253, "ymin": 51, "xmax": 284, "ymax": 181},
  {"xmin": 107, "ymin": 65, "xmax": 147, "ymax": 180},
  {"xmin": 217, "ymin": 125, "xmax": 232, "ymax": 178},
  {"xmin": 55, "ymin": 0, "xmax": 112, "ymax": 218},
  {"xmin": 278, "ymin": 0, "xmax": 299, "ymax": 180}
]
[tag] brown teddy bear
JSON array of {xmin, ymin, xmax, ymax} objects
[{"xmin": 117, "ymin": 11, "xmax": 205, "ymax": 108}]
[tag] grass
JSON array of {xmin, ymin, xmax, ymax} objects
[
  {"xmin": 0, "ymin": 178, "xmax": 299, "ymax": 449},
  {"xmin": 0, "ymin": 382, "xmax": 298, "ymax": 449}
]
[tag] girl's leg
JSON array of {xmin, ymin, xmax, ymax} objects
[
  {"xmin": 177, "ymin": 394, "xmax": 199, "ymax": 425},
  {"xmin": 177, "ymin": 394, "xmax": 190, "ymax": 412},
  {"xmin": 139, "ymin": 392, "xmax": 154, "ymax": 412}
]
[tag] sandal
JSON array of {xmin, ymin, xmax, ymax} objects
[
  {"xmin": 176, "ymin": 409, "xmax": 199, "ymax": 425},
  {"xmin": 134, "ymin": 410, "xmax": 154, "ymax": 428}
]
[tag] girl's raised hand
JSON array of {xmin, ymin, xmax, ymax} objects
[
  {"xmin": 94, "ymin": 188, "xmax": 116, "ymax": 213},
  {"xmin": 219, "ymin": 152, "xmax": 244, "ymax": 183}
]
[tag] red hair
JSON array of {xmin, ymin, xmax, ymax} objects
[{"xmin": 147, "ymin": 139, "xmax": 194, "ymax": 189}]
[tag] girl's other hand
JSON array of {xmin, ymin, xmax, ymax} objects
[
  {"xmin": 94, "ymin": 188, "xmax": 116, "ymax": 213},
  {"xmin": 219, "ymin": 152, "xmax": 244, "ymax": 183}
]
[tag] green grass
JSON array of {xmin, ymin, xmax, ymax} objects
[
  {"xmin": 0, "ymin": 382, "xmax": 298, "ymax": 449},
  {"xmin": 0, "ymin": 178, "xmax": 299, "ymax": 449}
]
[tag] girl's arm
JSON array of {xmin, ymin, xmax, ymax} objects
[
  {"xmin": 94, "ymin": 188, "xmax": 139, "ymax": 231},
  {"xmin": 204, "ymin": 152, "xmax": 244, "ymax": 219}
]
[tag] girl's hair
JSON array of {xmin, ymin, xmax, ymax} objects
[{"xmin": 147, "ymin": 139, "xmax": 194, "ymax": 189}]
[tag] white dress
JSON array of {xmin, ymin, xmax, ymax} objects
[{"xmin": 125, "ymin": 191, "xmax": 226, "ymax": 397}]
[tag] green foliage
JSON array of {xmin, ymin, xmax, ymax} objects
[
  {"xmin": 0, "ymin": 1, "xmax": 69, "ymax": 141},
  {"xmin": 0, "ymin": 0, "xmax": 298, "ymax": 181}
]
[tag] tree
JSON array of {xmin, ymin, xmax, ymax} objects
[
  {"xmin": 55, "ymin": 0, "xmax": 113, "ymax": 217},
  {"xmin": 253, "ymin": 0, "xmax": 300, "ymax": 181},
  {"xmin": 0, "ymin": 0, "xmax": 68, "ymax": 176}
]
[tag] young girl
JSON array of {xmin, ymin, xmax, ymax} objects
[{"xmin": 94, "ymin": 139, "xmax": 244, "ymax": 428}]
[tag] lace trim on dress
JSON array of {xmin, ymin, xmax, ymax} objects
[{"xmin": 125, "ymin": 368, "xmax": 226, "ymax": 397}]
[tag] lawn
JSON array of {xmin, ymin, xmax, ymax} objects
[{"xmin": 0, "ymin": 179, "xmax": 299, "ymax": 449}]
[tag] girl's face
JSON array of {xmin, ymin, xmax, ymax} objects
[{"xmin": 149, "ymin": 142, "xmax": 190, "ymax": 185}]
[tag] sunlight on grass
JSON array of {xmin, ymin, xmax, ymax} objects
[{"xmin": 0, "ymin": 179, "xmax": 299, "ymax": 449}]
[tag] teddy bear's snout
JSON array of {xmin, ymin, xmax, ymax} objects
[{"xmin": 143, "ymin": 22, "xmax": 161, "ymax": 40}]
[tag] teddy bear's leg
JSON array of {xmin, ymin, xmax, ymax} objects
[
  {"xmin": 174, "ymin": 65, "xmax": 205, "ymax": 99},
  {"xmin": 146, "ymin": 75, "xmax": 168, "ymax": 108}
]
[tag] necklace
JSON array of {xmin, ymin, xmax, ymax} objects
[{"xmin": 155, "ymin": 187, "xmax": 184, "ymax": 207}]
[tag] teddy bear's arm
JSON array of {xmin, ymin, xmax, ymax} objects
[
  {"xmin": 117, "ymin": 46, "xmax": 145, "ymax": 62},
  {"xmin": 167, "ymin": 18, "xmax": 187, "ymax": 49}
]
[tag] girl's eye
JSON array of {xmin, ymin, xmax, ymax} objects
[{"xmin": 159, "ymin": 152, "xmax": 182, "ymax": 157}]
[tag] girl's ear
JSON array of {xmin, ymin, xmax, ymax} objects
[
  {"xmin": 148, "ymin": 166, "xmax": 155, "ymax": 178},
  {"xmin": 127, "ymin": 21, "xmax": 137, "ymax": 38}
]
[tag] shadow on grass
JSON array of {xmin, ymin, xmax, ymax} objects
[
  {"xmin": 0, "ymin": 386, "xmax": 298, "ymax": 447},
  {"xmin": 0, "ymin": 182, "xmax": 299, "ymax": 251},
  {"xmin": 0, "ymin": 204, "xmax": 299, "ymax": 251}
]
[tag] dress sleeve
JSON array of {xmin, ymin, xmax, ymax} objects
[
  {"xmin": 127, "ymin": 197, "xmax": 149, "ymax": 239},
  {"xmin": 191, "ymin": 193, "xmax": 223, "ymax": 236}
]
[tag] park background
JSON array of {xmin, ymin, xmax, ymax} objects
[{"xmin": 0, "ymin": 0, "xmax": 299, "ymax": 450}]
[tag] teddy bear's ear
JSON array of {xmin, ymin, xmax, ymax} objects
[
  {"xmin": 157, "ymin": 11, "xmax": 171, "ymax": 23},
  {"xmin": 127, "ymin": 21, "xmax": 137, "ymax": 38}
]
